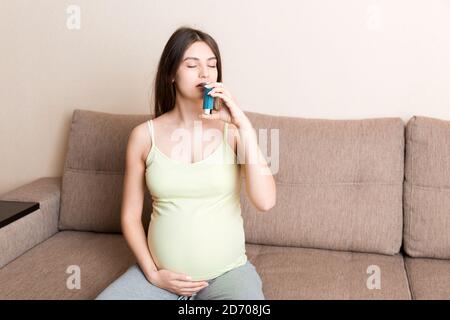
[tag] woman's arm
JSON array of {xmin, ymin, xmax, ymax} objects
[
  {"xmin": 120, "ymin": 125, "xmax": 158, "ymax": 282},
  {"xmin": 234, "ymin": 121, "xmax": 277, "ymax": 212},
  {"xmin": 197, "ymin": 82, "xmax": 277, "ymax": 212}
]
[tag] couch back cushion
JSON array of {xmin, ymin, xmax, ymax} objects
[
  {"xmin": 241, "ymin": 113, "xmax": 404, "ymax": 255},
  {"xmin": 59, "ymin": 109, "xmax": 152, "ymax": 233},
  {"xmin": 404, "ymin": 116, "xmax": 450, "ymax": 259}
]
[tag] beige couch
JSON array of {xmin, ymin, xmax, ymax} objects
[{"xmin": 1, "ymin": 109, "xmax": 449, "ymax": 300}]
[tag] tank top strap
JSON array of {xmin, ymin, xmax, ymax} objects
[{"xmin": 147, "ymin": 120, "xmax": 155, "ymax": 146}]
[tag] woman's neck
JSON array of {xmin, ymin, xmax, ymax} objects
[{"xmin": 170, "ymin": 101, "xmax": 204, "ymax": 127}]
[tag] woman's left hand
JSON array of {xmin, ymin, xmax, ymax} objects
[{"xmin": 198, "ymin": 82, "xmax": 252, "ymax": 129}]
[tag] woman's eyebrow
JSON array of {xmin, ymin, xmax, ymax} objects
[{"xmin": 183, "ymin": 57, "xmax": 217, "ymax": 61}]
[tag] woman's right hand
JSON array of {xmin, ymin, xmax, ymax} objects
[{"xmin": 148, "ymin": 269, "xmax": 209, "ymax": 296}]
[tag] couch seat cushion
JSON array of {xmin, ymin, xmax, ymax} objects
[
  {"xmin": 0, "ymin": 231, "xmax": 135, "ymax": 299},
  {"xmin": 404, "ymin": 257, "xmax": 450, "ymax": 299},
  {"xmin": 246, "ymin": 244, "xmax": 411, "ymax": 299}
]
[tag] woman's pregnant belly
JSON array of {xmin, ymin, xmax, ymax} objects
[{"xmin": 147, "ymin": 211, "xmax": 247, "ymax": 281}]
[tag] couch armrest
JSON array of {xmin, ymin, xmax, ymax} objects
[{"xmin": 0, "ymin": 177, "xmax": 61, "ymax": 269}]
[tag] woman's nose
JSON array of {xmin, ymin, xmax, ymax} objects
[{"xmin": 198, "ymin": 65, "xmax": 209, "ymax": 77}]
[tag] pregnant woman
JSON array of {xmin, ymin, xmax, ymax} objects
[{"xmin": 95, "ymin": 27, "xmax": 276, "ymax": 300}]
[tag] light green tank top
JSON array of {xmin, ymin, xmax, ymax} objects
[{"xmin": 145, "ymin": 119, "xmax": 247, "ymax": 281}]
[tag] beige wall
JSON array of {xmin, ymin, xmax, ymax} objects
[{"xmin": 1, "ymin": 0, "xmax": 450, "ymax": 195}]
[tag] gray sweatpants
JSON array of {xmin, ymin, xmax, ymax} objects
[{"xmin": 95, "ymin": 260, "xmax": 265, "ymax": 300}]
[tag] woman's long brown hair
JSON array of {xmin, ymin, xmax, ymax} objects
[{"xmin": 151, "ymin": 26, "xmax": 223, "ymax": 118}]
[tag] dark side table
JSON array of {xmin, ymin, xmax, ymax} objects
[{"xmin": 0, "ymin": 200, "xmax": 40, "ymax": 229}]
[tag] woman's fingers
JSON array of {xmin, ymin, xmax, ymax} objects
[
  {"xmin": 209, "ymin": 87, "xmax": 233, "ymax": 100},
  {"xmin": 171, "ymin": 273, "xmax": 209, "ymax": 293},
  {"xmin": 173, "ymin": 279, "xmax": 209, "ymax": 288},
  {"xmin": 180, "ymin": 284, "xmax": 208, "ymax": 294},
  {"xmin": 178, "ymin": 283, "xmax": 209, "ymax": 295},
  {"xmin": 173, "ymin": 273, "xmax": 201, "ymax": 282},
  {"xmin": 180, "ymin": 286, "xmax": 210, "ymax": 296}
]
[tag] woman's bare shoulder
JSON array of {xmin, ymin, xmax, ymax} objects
[
  {"xmin": 128, "ymin": 120, "xmax": 153, "ymax": 163},
  {"xmin": 135, "ymin": 114, "xmax": 174, "ymax": 159}
]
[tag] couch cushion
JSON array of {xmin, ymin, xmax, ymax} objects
[
  {"xmin": 59, "ymin": 109, "xmax": 152, "ymax": 232},
  {"xmin": 242, "ymin": 113, "xmax": 404, "ymax": 255},
  {"xmin": 404, "ymin": 116, "xmax": 450, "ymax": 259},
  {"xmin": 0, "ymin": 231, "xmax": 135, "ymax": 299},
  {"xmin": 404, "ymin": 257, "xmax": 450, "ymax": 299},
  {"xmin": 246, "ymin": 243, "xmax": 411, "ymax": 299}
]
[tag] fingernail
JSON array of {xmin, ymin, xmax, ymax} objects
[{"xmin": 186, "ymin": 276, "xmax": 192, "ymax": 280}]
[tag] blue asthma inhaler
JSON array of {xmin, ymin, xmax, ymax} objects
[{"xmin": 202, "ymin": 85, "xmax": 214, "ymax": 115}]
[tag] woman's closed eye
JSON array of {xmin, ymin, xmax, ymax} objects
[{"xmin": 187, "ymin": 65, "xmax": 216, "ymax": 68}]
